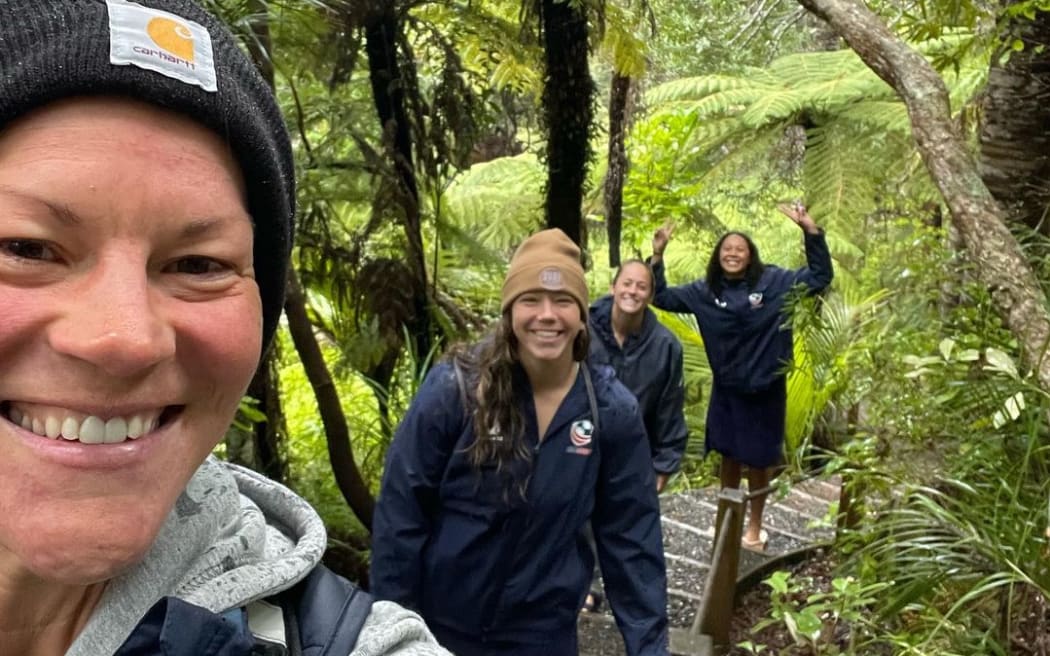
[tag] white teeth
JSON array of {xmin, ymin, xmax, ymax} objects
[
  {"xmin": 104, "ymin": 418, "xmax": 128, "ymax": 444},
  {"xmin": 79, "ymin": 416, "xmax": 105, "ymax": 444},
  {"xmin": 61, "ymin": 416, "xmax": 79, "ymax": 440},
  {"xmin": 9, "ymin": 406, "xmax": 164, "ymax": 443}
]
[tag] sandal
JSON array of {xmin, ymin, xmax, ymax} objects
[
  {"xmin": 580, "ymin": 591, "xmax": 604, "ymax": 613},
  {"xmin": 741, "ymin": 529, "xmax": 769, "ymax": 553}
]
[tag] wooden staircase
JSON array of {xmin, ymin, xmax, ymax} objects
[{"xmin": 578, "ymin": 477, "xmax": 841, "ymax": 655}]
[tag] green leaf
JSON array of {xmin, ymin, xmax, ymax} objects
[
  {"xmin": 983, "ymin": 348, "xmax": 1018, "ymax": 378},
  {"xmin": 765, "ymin": 570, "xmax": 792, "ymax": 595}
]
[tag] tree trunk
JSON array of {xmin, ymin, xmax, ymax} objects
[
  {"xmin": 363, "ymin": 6, "xmax": 432, "ymax": 364},
  {"xmin": 540, "ymin": 0, "xmax": 595, "ymax": 247},
  {"xmin": 605, "ymin": 72, "xmax": 631, "ymax": 267},
  {"xmin": 798, "ymin": 0, "xmax": 1050, "ymax": 392},
  {"xmin": 979, "ymin": 3, "xmax": 1050, "ymax": 233},
  {"xmin": 284, "ymin": 269, "xmax": 375, "ymax": 531},
  {"xmin": 246, "ymin": 358, "xmax": 286, "ymax": 481}
]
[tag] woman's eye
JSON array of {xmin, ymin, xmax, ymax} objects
[
  {"xmin": 170, "ymin": 256, "xmax": 228, "ymax": 275},
  {"xmin": 0, "ymin": 239, "xmax": 56, "ymax": 261}
]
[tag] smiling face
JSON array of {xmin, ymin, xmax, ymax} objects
[
  {"xmin": 0, "ymin": 97, "xmax": 262, "ymax": 585},
  {"xmin": 719, "ymin": 234, "xmax": 752, "ymax": 279},
  {"xmin": 510, "ymin": 291, "xmax": 583, "ymax": 368},
  {"xmin": 610, "ymin": 261, "xmax": 653, "ymax": 317}
]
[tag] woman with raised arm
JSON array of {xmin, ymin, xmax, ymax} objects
[{"xmin": 649, "ymin": 204, "xmax": 833, "ymax": 551}]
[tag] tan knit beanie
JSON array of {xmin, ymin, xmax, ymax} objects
[{"xmin": 501, "ymin": 229, "xmax": 588, "ymax": 316}]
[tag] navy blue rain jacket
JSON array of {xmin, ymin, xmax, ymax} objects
[
  {"xmin": 371, "ymin": 361, "xmax": 669, "ymax": 656},
  {"xmin": 588, "ymin": 295, "xmax": 689, "ymax": 474},
  {"xmin": 652, "ymin": 231, "xmax": 833, "ymax": 393}
]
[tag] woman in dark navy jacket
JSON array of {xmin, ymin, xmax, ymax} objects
[
  {"xmin": 371, "ymin": 229, "xmax": 669, "ymax": 656},
  {"xmin": 650, "ymin": 203, "xmax": 833, "ymax": 551}
]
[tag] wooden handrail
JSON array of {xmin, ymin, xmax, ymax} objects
[{"xmin": 692, "ymin": 487, "xmax": 746, "ymax": 643}]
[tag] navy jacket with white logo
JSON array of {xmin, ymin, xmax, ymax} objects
[
  {"xmin": 371, "ymin": 361, "xmax": 669, "ymax": 655},
  {"xmin": 652, "ymin": 231, "xmax": 833, "ymax": 393}
]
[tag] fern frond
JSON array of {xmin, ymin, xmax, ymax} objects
[
  {"xmin": 646, "ymin": 75, "xmax": 777, "ymax": 106},
  {"xmin": 444, "ymin": 154, "xmax": 545, "ymax": 250}
]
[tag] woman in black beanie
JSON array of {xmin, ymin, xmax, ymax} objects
[{"xmin": 0, "ymin": 1, "xmax": 448, "ymax": 654}]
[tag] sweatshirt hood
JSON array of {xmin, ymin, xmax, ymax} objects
[{"xmin": 68, "ymin": 457, "xmax": 327, "ymax": 656}]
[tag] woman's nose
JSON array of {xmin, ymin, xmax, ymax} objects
[{"xmin": 46, "ymin": 259, "xmax": 175, "ymax": 378}]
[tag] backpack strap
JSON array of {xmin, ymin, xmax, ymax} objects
[
  {"xmin": 581, "ymin": 364, "xmax": 599, "ymax": 435},
  {"xmin": 244, "ymin": 565, "xmax": 374, "ymax": 656}
]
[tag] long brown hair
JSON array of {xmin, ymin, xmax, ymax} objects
[{"xmin": 450, "ymin": 309, "xmax": 590, "ymax": 480}]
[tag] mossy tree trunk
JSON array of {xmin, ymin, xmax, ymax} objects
[
  {"xmin": 363, "ymin": 3, "xmax": 432, "ymax": 365},
  {"xmin": 540, "ymin": 0, "xmax": 595, "ymax": 247},
  {"xmin": 605, "ymin": 72, "xmax": 631, "ymax": 267}
]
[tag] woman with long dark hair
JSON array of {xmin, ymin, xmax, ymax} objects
[
  {"xmin": 372, "ymin": 229, "xmax": 669, "ymax": 655},
  {"xmin": 650, "ymin": 204, "xmax": 833, "ymax": 550}
]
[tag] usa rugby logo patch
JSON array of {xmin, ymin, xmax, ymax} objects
[{"xmin": 566, "ymin": 419, "xmax": 594, "ymax": 456}]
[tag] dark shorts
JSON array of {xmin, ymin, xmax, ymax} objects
[{"xmin": 705, "ymin": 377, "xmax": 786, "ymax": 469}]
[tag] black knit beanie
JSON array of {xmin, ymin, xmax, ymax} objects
[{"xmin": 0, "ymin": 0, "xmax": 294, "ymax": 354}]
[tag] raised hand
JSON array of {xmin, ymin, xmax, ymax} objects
[
  {"xmin": 652, "ymin": 221, "xmax": 675, "ymax": 257},
  {"xmin": 776, "ymin": 201, "xmax": 819, "ymax": 234}
]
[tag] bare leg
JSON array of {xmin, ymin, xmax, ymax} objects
[
  {"xmin": 744, "ymin": 466, "xmax": 772, "ymax": 543},
  {"xmin": 720, "ymin": 456, "xmax": 743, "ymax": 490}
]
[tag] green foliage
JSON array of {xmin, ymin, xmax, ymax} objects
[
  {"xmin": 843, "ymin": 415, "xmax": 1050, "ymax": 652},
  {"xmin": 747, "ymin": 570, "xmax": 891, "ymax": 654},
  {"xmin": 635, "ymin": 35, "xmax": 984, "ymax": 249},
  {"xmin": 643, "ymin": 0, "xmax": 815, "ymax": 79},
  {"xmin": 276, "ymin": 328, "xmax": 385, "ymax": 536},
  {"xmin": 788, "ymin": 287, "xmax": 892, "ymax": 455}
]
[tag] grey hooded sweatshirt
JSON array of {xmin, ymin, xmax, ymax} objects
[{"xmin": 66, "ymin": 457, "xmax": 450, "ymax": 656}]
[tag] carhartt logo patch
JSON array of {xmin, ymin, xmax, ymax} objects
[
  {"xmin": 538, "ymin": 267, "xmax": 563, "ymax": 289},
  {"xmin": 107, "ymin": 0, "xmax": 218, "ymax": 92},
  {"xmin": 148, "ymin": 17, "xmax": 195, "ymax": 62}
]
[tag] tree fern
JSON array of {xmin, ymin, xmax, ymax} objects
[
  {"xmin": 443, "ymin": 153, "xmax": 546, "ymax": 251},
  {"xmin": 636, "ymin": 33, "xmax": 987, "ymax": 243}
]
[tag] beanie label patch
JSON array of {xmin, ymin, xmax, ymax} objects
[
  {"xmin": 106, "ymin": 0, "xmax": 218, "ymax": 93},
  {"xmin": 538, "ymin": 267, "xmax": 564, "ymax": 289}
]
